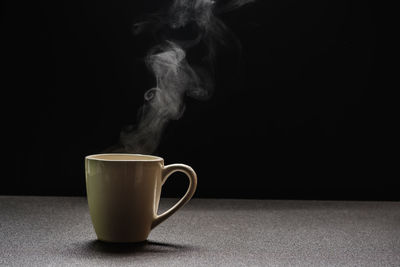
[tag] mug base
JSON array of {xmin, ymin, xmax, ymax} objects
[
  {"xmin": 97, "ymin": 237, "xmax": 148, "ymax": 243},
  {"xmin": 97, "ymin": 238, "xmax": 148, "ymax": 244}
]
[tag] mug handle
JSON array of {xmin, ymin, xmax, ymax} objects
[{"xmin": 151, "ymin": 164, "xmax": 197, "ymax": 229}]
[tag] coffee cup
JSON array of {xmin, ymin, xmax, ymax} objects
[{"xmin": 85, "ymin": 153, "xmax": 197, "ymax": 243}]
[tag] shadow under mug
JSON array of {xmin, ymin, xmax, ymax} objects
[{"xmin": 85, "ymin": 153, "xmax": 197, "ymax": 243}]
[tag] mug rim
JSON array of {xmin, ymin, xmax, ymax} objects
[{"xmin": 85, "ymin": 153, "xmax": 163, "ymax": 162}]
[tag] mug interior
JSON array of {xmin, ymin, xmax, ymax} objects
[{"xmin": 86, "ymin": 153, "xmax": 163, "ymax": 162}]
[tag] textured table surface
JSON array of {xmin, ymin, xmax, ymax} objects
[{"xmin": 1, "ymin": 196, "xmax": 399, "ymax": 266}]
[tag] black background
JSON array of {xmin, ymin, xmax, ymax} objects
[{"xmin": 3, "ymin": 0, "xmax": 395, "ymax": 199}]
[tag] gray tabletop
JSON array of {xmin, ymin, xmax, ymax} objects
[{"xmin": 1, "ymin": 196, "xmax": 399, "ymax": 266}]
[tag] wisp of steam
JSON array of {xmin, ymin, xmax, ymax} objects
[{"xmin": 111, "ymin": 0, "xmax": 255, "ymax": 154}]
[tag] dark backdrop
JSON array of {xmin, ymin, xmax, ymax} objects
[{"xmin": 4, "ymin": 0, "xmax": 394, "ymax": 200}]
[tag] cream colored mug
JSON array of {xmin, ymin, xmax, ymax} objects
[{"xmin": 85, "ymin": 153, "xmax": 197, "ymax": 243}]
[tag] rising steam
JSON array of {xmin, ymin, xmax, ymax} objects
[{"xmin": 112, "ymin": 0, "xmax": 254, "ymax": 154}]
